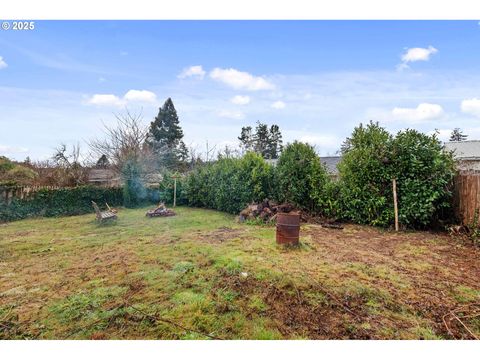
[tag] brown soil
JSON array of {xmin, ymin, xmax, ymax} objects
[
  {"xmin": 213, "ymin": 224, "xmax": 480, "ymax": 339},
  {"xmin": 195, "ymin": 227, "xmax": 247, "ymax": 243}
]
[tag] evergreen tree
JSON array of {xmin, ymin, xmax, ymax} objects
[
  {"xmin": 238, "ymin": 126, "xmax": 254, "ymax": 152},
  {"xmin": 146, "ymin": 98, "xmax": 188, "ymax": 169},
  {"xmin": 253, "ymin": 121, "xmax": 270, "ymax": 158},
  {"xmin": 238, "ymin": 122, "xmax": 283, "ymax": 159},
  {"xmin": 267, "ymin": 124, "xmax": 283, "ymax": 159},
  {"xmin": 449, "ymin": 128, "xmax": 468, "ymax": 142},
  {"xmin": 177, "ymin": 141, "xmax": 189, "ymax": 162}
]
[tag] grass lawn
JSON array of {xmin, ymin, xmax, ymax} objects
[{"xmin": 0, "ymin": 206, "xmax": 479, "ymax": 340}]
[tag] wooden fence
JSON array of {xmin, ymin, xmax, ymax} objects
[
  {"xmin": 0, "ymin": 185, "xmax": 63, "ymax": 205},
  {"xmin": 454, "ymin": 173, "xmax": 480, "ymax": 226}
]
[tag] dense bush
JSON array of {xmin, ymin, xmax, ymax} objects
[
  {"xmin": 338, "ymin": 122, "xmax": 455, "ymax": 228},
  {"xmin": 0, "ymin": 186, "xmax": 123, "ymax": 222},
  {"xmin": 0, "ymin": 156, "xmax": 38, "ymax": 186},
  {"xmin": 275, "ymin": 141, "xmax": 330, "ymax": 213},
  {"xmin": 338, "ymin": 122, "xmax": 394, "ymax": 226},
  {"xmin": 391, "ymin": 129, "xmax": 456, "ymax": 227},
  {"xmin": 183, "ymin": 152, "xmax": 274, "ymax": 214},
  {"xmin": 154, "ymin": 171, "xmax": 188, "ymax": 205}
]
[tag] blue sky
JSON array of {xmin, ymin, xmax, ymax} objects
[{"xmin": 2, "ymin": 20, "xmax": 480, "ymax": 160}]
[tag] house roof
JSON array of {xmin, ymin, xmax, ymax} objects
[
  {"xmin": 265, "ymin": 156, "xmax": 342, "ymax": 174},
  {"xmin": 444, "ymin": 141, "xmax": 480, "ymax": 160},
  {"xmin": 265, "ymin": 156, "xmax": 342, "ymax": 175},
  {"xmin": 321, "ymin": 156, "xmax": 341, "ymax": 175},
  {"xmin": 88, "ymin": 168, "xmax": 117, "ymax": 182}
]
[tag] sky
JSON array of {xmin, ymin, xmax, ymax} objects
[{"xmin": 2, "ymin": 20, "xmax": 480, "ymax": 161}]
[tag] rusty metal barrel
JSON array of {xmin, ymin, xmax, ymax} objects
[{"xmin": 276, "ymin": 213, "xmax": 300, "ymax": 245}]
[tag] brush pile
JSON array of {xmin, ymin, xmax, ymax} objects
[
  {"xmin": 238, "ymin": 199, "xmax": 344, "ymax": 228},
  {"xmin": 238, "ymin": 200, "xmax": 297, "ymax": 223},
  {"xmin": 146, "ymin": 202, "xmax": 176, "ymax": 217}
]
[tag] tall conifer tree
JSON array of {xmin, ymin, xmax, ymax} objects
[{"xmin": 146, "ymin": 98, "xmax": 188, "ymax": 169}]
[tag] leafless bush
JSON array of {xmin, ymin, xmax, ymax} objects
[{"xmin": 51, "ymin": 143, "xmax": 89, "ymax": 186}]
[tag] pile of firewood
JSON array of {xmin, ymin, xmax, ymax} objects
[
  {"xmin": 145, "ymin": 203, "xmax": 176, "ymax": 218},
  {"xmin": 238, "ymin": 200, "xmax": 296, "ymax": 223},
  {"xmin": 238, "ymin": 199, "xmax": 344, "ymax": 229}
]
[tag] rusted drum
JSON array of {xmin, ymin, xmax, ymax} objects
[{"xmin": 276, "ymin": 213, "xmax": 300, "ymax": 245}]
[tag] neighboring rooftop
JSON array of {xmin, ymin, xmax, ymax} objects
[
  {"xmin": 265, "ymin": 156, "xmax": 342, "ymax": 175},
  {"xmin": 444, "ymin": 140, "xmax": 480, "ymax": 160},
  {"xmin": 321, "ymin": 156, "xmax": 341, "ymax": 175},
  {"xmin": 88, "ymin": 168, "xmax": 120, "ymax": 186}
]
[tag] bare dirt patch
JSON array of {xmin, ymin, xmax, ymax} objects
[
  {"xmin": 195, "ymin": 227, "xmax": 246, "ymax": 244},
  {"xmin": 300, "ymin": 224, "xmax": 480, "ymax": 339}
]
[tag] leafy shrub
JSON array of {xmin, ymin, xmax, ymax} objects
[
  {"xmin": 391, "ymin": 129, "xmax": 455, "ymax": 227},
  {"xmin": 0, "ymin": 186, "xmax": 123, "ymax": 222},
  {"xmin": 275, "ymin": 141, "xmax": 329, "ymax": 213},
  {"xmin": 154, "ymin": 171, "xmax": 187, "ymax": 205},
  {"xmin": 182, "ymin": 152, "xmax": 274, "ymax": 214},
  {"xmin": 338, "ymin": 122, "xmax": 455, "ymax": 228},
  {"xmin": 321, "ymin": 180, "xmax": 342, "ymax": 219},
  {"xmin": 0, "ymin": 156, "xmax": 38, "ymax": 186},
  {"xmin": 338, "ymin": 122, "xmax": 394, "ymax": 226}
]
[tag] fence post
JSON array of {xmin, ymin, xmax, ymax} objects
[
  {"xmin": 392, "ymin": 178, "xmax": 399, "ymax": 231},
  {"xmin": 171, "ymin": 174, "xmax": 179, "ymax": 207}
]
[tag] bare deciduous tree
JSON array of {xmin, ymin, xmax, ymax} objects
[{"xmin": 88, "ymin": 110, "xmax": 154, "ymax": 173}]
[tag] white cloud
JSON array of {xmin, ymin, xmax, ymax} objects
[
  {"xmin": 461, "ymin": 98, "xmax": 480, "ymax": 117},
  {"xmin": 87, "ymin": 94, "xmax": 123, "ymax": 107},
  {"xmin": 427, "ymin": 129, "xmax": 452, "ymax": 142},
  {"xmin": 230, "ymin": 95, "xmax": 251, "ymax": 105},
  {"xmin": 87, "ymin": 89, "xmax": 157, "ymax": 107},
  {"xmin": 396, "ymin": 63, "xmax": 410, "ymax": 72},
  {"xmin": 0, "ymin": 145, "xmax": 28, "ymax": 153},
  {"xmin": 0, "ymin": 56, "xmax": 7, "ymax": 69},
  {"xmin": 217, "ymin": 109, "xmax": 245, "ymax": 120},
  {"xmin": 123, "ymin": 89, "xmax": 157, "ymax": 103},
  {"xmin": 178, "ymin": 65, "xmax": 206, "ymax": 79},
  {"xmin": 271, "ymin": 101, "xmax": 286, "ymax": 109},
  {"xmin": 391, "ymin": 103, "xmax": 444, "ymax": 123},
  {"xmin": 401, "ymin": 46, "xmax": 438, "ymax": 63},
  {"xmin": 298, "ymin": 135, "xmax": 339, "ymax": 149},
  {"xmin": 98, "ymin": 77, "xmax": 107, "ymax": 83},
  {"xmin": 210, "ymin": 68, "xmax": 274, "ymax": 91}
]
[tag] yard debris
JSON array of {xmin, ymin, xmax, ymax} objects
[
  {"xmin": 238, "ymin": 199, "xmax": 297, "ymax": 223},
  {"xmin": 145, "ymin": 202, "xmax": 176, "ymax": 218},
  {"xmin": 238, "ymin": 199, "xmax": 343, "ymax": 229}
]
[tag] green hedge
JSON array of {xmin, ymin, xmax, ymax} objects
[
  {"xmin": 0, "ymin": 186, "xmax": 123, "ymax": 222},
  {"xmin": 338, "ymin": 122, "xmax": 456, "ymax": 228},
  {"xmin": 182, "ymin": 152, "xmax": 274, "ymax": 214},
  {"xmin": 275, "ymin": 141, "xmax": 330, "ymax": 213}
]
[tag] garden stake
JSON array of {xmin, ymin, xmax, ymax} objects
[{"xmin": 393, "ymin": 178, "xmax": 399, "ymax": 231}]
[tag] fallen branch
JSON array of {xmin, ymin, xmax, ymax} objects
[
  {"xmin": 442, "ymin": 313, "xmax": 455, "ymax": 338},
  {"xmin": 450, "ymin": 311, "xmax": 479, "ymax": 340}
]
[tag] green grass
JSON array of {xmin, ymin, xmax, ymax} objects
[{"xmin": 0, "ymin": 206, "xmax": 479, "ymax": 339}]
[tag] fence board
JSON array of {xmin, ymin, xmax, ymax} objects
[{"xmin": 454, "ymin": 173, "xmax": 480, "ymax": 225}]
